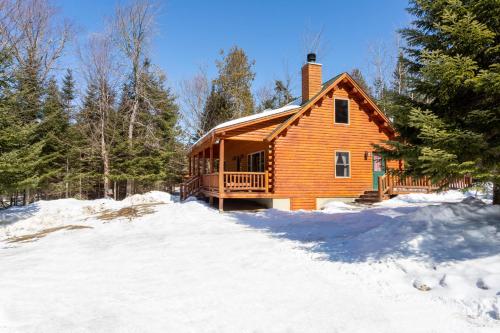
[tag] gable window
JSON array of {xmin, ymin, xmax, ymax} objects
[
  {"xmin": 248, "ymin": 151, "xmax": 265, "ymax": 172},
  {"xmin": 334, "ymin": 98, "xmax": 349, "ymax": 124},
  {"xmin": 335, "ymin": 151, "xmax": 350, "ymax": 178}
]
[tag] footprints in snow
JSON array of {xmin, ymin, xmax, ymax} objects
[{"xmin": 413, "ymin": 276, "xmax": 492, "ymax": 292}]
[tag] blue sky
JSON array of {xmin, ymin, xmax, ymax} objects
[{"xmin": 56, "ymin": 0, "xmax": 410, "ymax": 98}]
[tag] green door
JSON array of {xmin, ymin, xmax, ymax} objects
[{"xmin": 372, "ymin": 153, "xmax": 386, "ymax": 190}]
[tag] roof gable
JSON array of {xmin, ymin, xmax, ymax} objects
[{"xmin": 265, "ymin": 73, "xmax": 395, "ymax": 142}]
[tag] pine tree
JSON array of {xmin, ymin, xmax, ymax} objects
[
  {"xmin": 273, "ymin": 80, "xmax": 294, "ymax": 107},
  {"xmin": 201, "ymin": 85, "xmax": 232, "ymax": 133},
  {"xmin": 380, "ymin": 0, "xmax": 500, "ymax": 204},
  {"xmin": 112, "ymin": 63, "xmax": 183, "ymax": 194},
  {"xmin": 35, "ymin": 78, "xmax": 72, "ymax": 197},
  {"xmin": 256, "ymin": 80, "xmax": 294, "ymax": 111},
  {"xmin": 61, "ymin": 69, "xmax": 76, "ymax": 119},
  {"xmin": 350, "ymin": 68, "xmax": 372, "ymax": 95},
  {"xmin": 214, "ymin": 46, "xmax": 255, "ymax": 119}
]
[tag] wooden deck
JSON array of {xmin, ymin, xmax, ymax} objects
[
  {"xmin": 377, "ymin": 173, "xmax": 472, "ymax": 201},
  {"xmin": 181, "ymin": 171, "xmax": 271, "ymax": 202}
]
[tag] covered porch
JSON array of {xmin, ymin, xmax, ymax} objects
[{"xmin": 181, "ymin": 138, "xmax": 273, "ymax": 210}]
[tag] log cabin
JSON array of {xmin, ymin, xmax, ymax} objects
[{"xmin": 180, "ymin": 53, "xmax": 469, "ymax": 211}]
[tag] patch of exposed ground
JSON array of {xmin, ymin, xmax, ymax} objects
[
  {"xmin": 6, "ymin": 225, "xmax": 93, "ymax": 243},
  {"xmin": 96, "ymin": 203, "xmax": 161, "ymax": 221}
]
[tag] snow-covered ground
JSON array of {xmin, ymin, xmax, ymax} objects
[{"xmin": 0, "ymin": 190, "xmax": 499, "ymax": 332}]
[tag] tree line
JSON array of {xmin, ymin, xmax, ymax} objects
[
  {"xmin": 0, "ymin": 0, "xmax": 293, "ymax": 206},
  {"xmin": 0, "ymin": 0, "xmax": 184, "ymax": 203},
  {"xmin": 1, "ymin": 0, "xmax": 498, "ymax": 205}
]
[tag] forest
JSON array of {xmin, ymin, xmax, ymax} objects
[{"xmin": 0, "ymin": 0, "xmax": 499, "ymax": 205}]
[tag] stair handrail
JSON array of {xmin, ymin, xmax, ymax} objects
[
  {"xmin": 180, "ymin": 175, "xmax": 201, "ymax": 201},
  {"xmin": 377, "ymin": 173, "xmax": 391, "ymax": 201}
]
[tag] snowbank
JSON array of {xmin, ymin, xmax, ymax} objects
[
  {"xmin": 121, "ymin": 191, "xmax": 172, "ymax": 206},
  {"xmin": 321, "ymin": 200, "xmax": 360, "ymax": 213},
  {"xmin": 0, "ymin": 191, "xmax": 172, "ymax": 239},
  {"xmin": 0, "ymin": 190, "xmax": 499, "ymax": 332},
  {"xmin": 376, "ymin": 189, "xmax": 492, "ymax": 207}
]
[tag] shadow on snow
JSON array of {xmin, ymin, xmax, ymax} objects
[{"xmin": 229, "ymin": 201, "xmax": 500, "ymax": 264}]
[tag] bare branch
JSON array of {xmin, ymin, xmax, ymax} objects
[{"xmin": 0, "ymin": 0, "xmax": 73, "ymax": 81}]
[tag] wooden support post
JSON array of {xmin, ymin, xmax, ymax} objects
[
  {"xmin": 377, "ymin": 176, "xmax": 383, "ymax": 200},
  {"xmin": 387, "ymin": 174, "xmax": 392, "ymax": 195},
  {"xmin": 209, "ymin": 144, "xmax": 214, "ymax": 192},
  {"xmin": 209, "ymin": 145, "xmax": 214, "ymax": 173},
  {"xmin": 202, "ymin": 149, "xmax": 206, "ymax": 181},
  {"xmin": 188, "ymin": 155, "xmax": 192, "ymax": 177},
  {"xmin": 196, "ymin": 153, "xmax": 200, "ymax": 176},
  {"xmin": 218, "ymin": 139, "xmax": 224, "ymax": 212},
  {"xmin": 265, "ymin": 171, "xmax": 269, "ymax": 193}
]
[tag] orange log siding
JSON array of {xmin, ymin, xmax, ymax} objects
[{"xmin": 273, "ymin": 87, "xmax": 397, "ymax": 209}]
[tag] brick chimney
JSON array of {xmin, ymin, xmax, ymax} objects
[{"xmin": 301, "ymin": 53, "xmax": 322, "ymax": 103}]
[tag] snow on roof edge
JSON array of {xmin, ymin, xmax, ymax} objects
[{"xmin": 191, "ymin": 101, "xmax": 301, "ymax": 149}]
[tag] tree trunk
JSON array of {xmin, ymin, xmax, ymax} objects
[
  {"xmin": 65, "ymin": 157, "xmax": 69, "ymax": 198},
  {"xmin": 126, "ymin": 98, "xmax": 139, "ymax": 197},
  {"xmin": 24, "ymin": 188, "xmax": 30, "ymax": 206},
  {"xmin": 101, "ymin": 116, "xmax": 111, "ymax": 199},
  {"xmin": 493, "ymin": 182, "xmax": 500, "ymax": 205}
]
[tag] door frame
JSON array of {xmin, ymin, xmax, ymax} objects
[{"xmin": 372, "ymin": 153, "xmax": 386, "ymax": 190}]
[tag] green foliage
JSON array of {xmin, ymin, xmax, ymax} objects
[
  {"xmin": 350, "ymin": 68, "xmax": 372, "ymax": 96},
  {"xmin": 112, "ymin": 63, "xmax": 183, "ymax": 189},
  {"xmin": 379, "ymin": 0, "xmax": 500, "ymax": 202},
  {"xmin": 201, "ymin": 85, "xmax": 232, "ymax": 133},
  {"xmin": 257, "ymin": 79, "xmax": 295, "ymax": 112},
  {"xmin": 200, "ymin": 46, "xmax": 256, "ymax": 131}
]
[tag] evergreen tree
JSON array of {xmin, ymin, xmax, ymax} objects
[
  {"xmin": 350, "ymin": 68, "xmax": 372, "ymax": 95},
  {"xmin": 273, "ymin": 80, "xmax": 294, "ymax": 107},
  {"xmin": 201, "ymin": 85, "xmax": 232, "ymax": 133},
  {"xmin": 36, "ymin": 78, "xmax": 72, "ymax": 197},
  {"xmin": 113, "ymin": 63, "xmax": 183, "ymax": 193},
  {"xmin": 214, "ymin": 46, "xmax": 255, "ymax": 119},
  {"xmin": 61, "ymin": 69, "xmax": 76, "ymax": 120},
  {"xmin": 256, "ymin": 80, "xmax": 294, "ymax": 111},
  {"xmin": 73, "ymin": 83, "xmax": 104, "ymax": 199},
  {"xmin": 379, "ymin": 0, "xmax": 500, "ymax": 204}
]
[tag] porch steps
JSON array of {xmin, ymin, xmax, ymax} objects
[{"xmin": 354, "ymin": 190, "xmax": 389, "ymax": 204}]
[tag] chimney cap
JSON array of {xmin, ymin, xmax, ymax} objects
[{"xmin": 307, "ymin": 53, "xmax": 316, "ymax": 63}]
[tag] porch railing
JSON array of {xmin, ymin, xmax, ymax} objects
[
  {"xmin": 378, "ymin": 173, "xmax": 472, "ymax": 201},
  {"xmin": 199, "ymin": 171, "xmax": 269, "ymax": 193},
  {"xmin": 224, "ymin": 171, "xmax": 268, "ymax": 192}
]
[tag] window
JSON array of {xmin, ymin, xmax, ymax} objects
[
  {"xmin": 335, "ymin": 151, "xmax": 350, "ymax": 178},
  {"xmin": 248, "ymin": 151, "xmax": 265, "ymax": 172},
  {"xmin": 334, "ymin": 98, "xmax": 349, "ymax": 124}
]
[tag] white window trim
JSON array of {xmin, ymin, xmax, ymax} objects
[
  {"xmin": 333, "ymin": 97, "xmax": 350, "ymax": 125},
  {"xmin": 334, "ymin": 150, "xmax": 351, "ymax": 179},
  {"xmin": 247, "ymin": 150, "xmax": 265, "ymax": 172}
]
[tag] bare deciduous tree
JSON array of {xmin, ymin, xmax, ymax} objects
[
  {"xmin": 79, "ymin": 34, "xmax": 120, "ymax": 198},
  {"xmin": 0, "ymin": 0, "xmax": 72, "ymax": 81},
  {"xmin": 301, "ymin": 25, "xmax": 330, "ymax": 61},
  {"xmin": 179, "ymin": 67, "xmax": 210, "ymax": 141},
  {"xmin": 112, "ymin": 0, "xmax": 158, "ymax": 196},
  {"xmin": 367, "ymin": 41, "xmax": 391, "ymax": 100}
]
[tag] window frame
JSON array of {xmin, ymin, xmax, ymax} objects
[
  {"xmin": 334, "ymin": 150, "xmax": 351, "ymax": 178},
  {"xmin": 247, "ymin": 150, "xmax": 265, "ymax": 172},
  {"xmin": 334, "ymin": 97, "xmax": 350, "ymax": 125}
]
